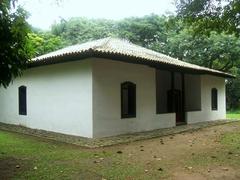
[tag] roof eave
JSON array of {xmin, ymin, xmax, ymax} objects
[{"xmin": 28, "ymin": 50, "xmax": 235, "ymax": 79}]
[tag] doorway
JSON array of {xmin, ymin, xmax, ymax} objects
[{"xmin": 167, "ymin": 89, "xmax": 185, "ymax": 125}]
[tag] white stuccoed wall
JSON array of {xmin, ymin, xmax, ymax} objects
[
  {"xmin": 0, "ymin": 58, "xmax": 227, "ymax": 138},
  {"xmin": 0, "ymin": 60, "xmax": 93, "ymax": 138},
  {"xmin": 186, "ymin": 75, "xmax": 226, "ymax": 123},
  {"xmin": 92, "ymin": 58, "xmax": 175, "ymax": 138}
]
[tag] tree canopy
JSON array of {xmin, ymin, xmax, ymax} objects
[
  {"xmin": 0, "ymin": 0, "xmax": 30, "ymax": 87},
  {"xmin": 27, "ymin": 32, "xmax": 65, "ymax": 58},
  {"xmin": 176, "ymin": 0, "xmax": 240, "ymax": 36}
]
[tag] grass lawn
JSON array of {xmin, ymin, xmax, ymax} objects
[
  {"xmin": 1, "ymin": 121, "xmax": 240, "ymax": 179},
  {"xmin": 227, "ymin": 110, "xmax": 240, "ymax": 119}
]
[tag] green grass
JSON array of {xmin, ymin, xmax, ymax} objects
[
  {"xmin": 227, "ymin": 113, "xmax": 240, "ymax": 119},
  {"xmin": 227, "ymin": 110, "xmax": 240, "ymax": 119},
  {"xmin": 1, "ymin": 122, "xmax": 240, "ymax": 179},
  {"xmin": 0, "ymin": 130, "xmax": 151, "ymax": 180},
  {"xmin": 186, "ymin": 126, "xmax": 240, "ymax": 169},
  {"xmin": 221, "ymin": 132, "xmax": 240, "ymax": 148}
]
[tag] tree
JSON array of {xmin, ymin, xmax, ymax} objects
[
  {"xmin": 0, "ymin": 0, "xmax": 30, "ymax": 87},
  {"xmin": 116, "ymin": 14, "xmax": 168, "ymax": 48},
  {"xmin": 50, "ymin": 14, "xmax": 168, "ymax": 48},
  {"xmin": 176, "ymin": 0, "xmax": 240, "ymax": 36},
  {"xmin": 28, "ymin": 32, "xmax": 65, "ymax": 58},
  {"xmin": 51, "ymin": 17, "xmax": 116, "ymax": 45},
  {"xmin": 227, "ymin": 68, "xmax": 240, "ymax": 109},
  {"xmin": 163, "ymin": 29, "xmax": 240, "ymax": 71}
]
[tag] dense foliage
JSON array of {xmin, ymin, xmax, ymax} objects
[
  {"xmin": 176, "ymin": 0, "xmax": 240, "ymax": 36},
  {"xmin": 28, "ymin": 32, "xmax": 65, "ymax": 58},
  {"xmin": 0, "ymin": 0, "xmax": 30, "ymax": 87}
]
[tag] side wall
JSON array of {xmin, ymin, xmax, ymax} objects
[
  {"xmin": 0, "ymin": 60, "xmax": 93, "ymax": 138},
  {"xmin": 92, "ymin": 58, "xmax": 175, "ymax": 138},
  {"xmin": 186, "ymin": 75, "xmax": 226, "ymax": 123}
]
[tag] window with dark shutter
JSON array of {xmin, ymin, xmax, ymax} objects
[
  {"xmin": 211, "ymin": 88, "xmax": 218, "ymax": 110},
  {"xmin": 121, "ymin": 82, "xmax": 136, "ymax": 118},
  {"xmin": 19, "ymin": 86, "xmax": 27, "ymax": 115}
]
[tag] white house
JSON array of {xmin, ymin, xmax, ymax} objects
[{"xmin": 0, "ymin": 38, "xmax": 234, "ymax": 138}]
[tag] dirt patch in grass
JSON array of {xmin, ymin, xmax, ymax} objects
[
  {"xmin": 169, "ymin": 161, "xmax": 240, "ymax": 180},
  {"xmin": 99, "ymin": 121, "xmax": 240, "ymax": 179},
  {"xmin": 172, "ymin": 166, "xmax": 240, "ymax": 180},
  {"xmin": 0, "ymin": 157, "xmax": 31, "ymax": 180}
]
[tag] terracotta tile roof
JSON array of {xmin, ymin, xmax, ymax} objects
[{"xmin": 31, "ymin": 37, "xmax": 234, "ymax": 78}]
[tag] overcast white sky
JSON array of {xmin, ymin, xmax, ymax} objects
[{"xmin": 18, "ymin": 0, "xmax": 176, "ymax": 30}]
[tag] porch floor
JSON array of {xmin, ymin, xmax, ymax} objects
[{"xmin": 0, "ymin": 120, "xmax": 238, "ymax": 148}]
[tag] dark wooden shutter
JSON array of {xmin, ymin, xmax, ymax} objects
[
  {"xmin": 211, "ymin": 88, "xmax": 218, "ymax": 110},
  {"xmin": 121, "ymin": 82, "xmax": 136, "ymax": 118},
  {"xmin": 19, "ymin": 86, "xmax": 27, "ymax": 115}
]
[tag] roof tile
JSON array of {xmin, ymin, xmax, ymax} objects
[{"xmin": 32, "ymin": 37, "xmax": 233, "ymax": 78}]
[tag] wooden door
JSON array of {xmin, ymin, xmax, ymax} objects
[{"xmin": 167, "ymin": 89, "xmax": 185, "ymax": 124}]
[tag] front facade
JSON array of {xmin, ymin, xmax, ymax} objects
[
  {"xmin": 92, "ymin": 58, "xmax": 226, "ymax": 137},
  {"xmin": 0, "ymin": 57, "xmax": 226, "ymax": 138}
]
